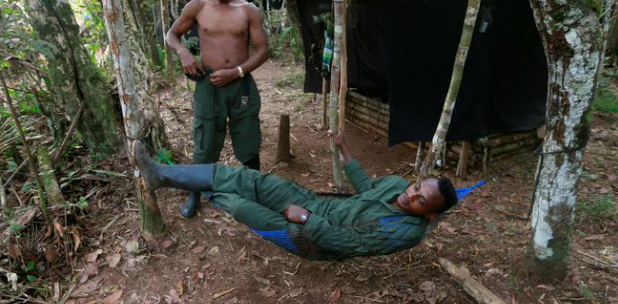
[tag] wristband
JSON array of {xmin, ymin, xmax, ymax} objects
[{"xmin": 237, "ymin": 66, "xmax": 244, "ymax": 78}]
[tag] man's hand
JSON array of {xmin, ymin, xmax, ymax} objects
[
  {"xmin": 210, "ymin": 69, "xmax": 240, "ymax": 87},
  {"xmin": 179, "ymin": 50, "xmax": 205, "ymax": 76},
  {"xmin": 283, "ymin": 205, "xmax": 310, "ymax": 224},
  {"xmin": 327, "ymin": 129, "xmax": 354, "ymax": 164}
]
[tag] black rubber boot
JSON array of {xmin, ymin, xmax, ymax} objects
[
  {"xmin": 181, "ymin": 191, "xmax": 201, "ymax": 218},
  {"xmin": 134, "ymin": 141, "xmax": 215, "ymax": 193},
  {"xmin": 243, "ymin": 155, "xmax": 260, "ymax": 171}
]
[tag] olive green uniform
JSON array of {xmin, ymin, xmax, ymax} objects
[
  {"xmin": 209, "ymin": 160, "xmax": 428, "ymax": 261},
  {"xmin": 192, "ymin": 68, "xmax": 261, "ymax": 167}
]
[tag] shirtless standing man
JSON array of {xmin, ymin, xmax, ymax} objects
[{"xmin": 166, "ymin": 0, "xmax": 268, "ymax": 218}]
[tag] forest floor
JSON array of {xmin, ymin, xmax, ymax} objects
[{"xmin": 4, "ymin": 59, "xmax": 618, "ymax": 304}]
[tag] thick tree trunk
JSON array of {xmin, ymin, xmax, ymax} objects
[
  {"xmin": 418, "ymin": 0, "xmax": 480, "ymax": 181},
  {"xmin": 102, "ymin": 0, "xmax": 167, "ymax": 237},
  {"xmin": 528, "ymin": 2, "xmax": 607, "ymax": 280},
  {"xmin": 23, "ymin": 0, "xmax": 122, "ymax": 153}
]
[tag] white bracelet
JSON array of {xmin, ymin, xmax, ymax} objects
[{"xmin": 237, "ymin": 66, "xmax": 244, "ymax": 78}]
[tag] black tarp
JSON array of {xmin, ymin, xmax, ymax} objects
[{"xmin": 296, "ymin": 0, "xmax": 547, "ymax": 145}]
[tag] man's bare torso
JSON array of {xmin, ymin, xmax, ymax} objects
[{"xmin": 194, "ymin": 0, "xmax": 253, "ymax": 70}]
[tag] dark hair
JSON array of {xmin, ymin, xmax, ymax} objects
[{"xmin": 435, "ymin": 177, "xmax": 457, "ymax": 214}]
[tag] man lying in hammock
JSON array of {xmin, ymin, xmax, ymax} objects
[{"xmin": 134, "ymin": 132, "xmax": 457, "ymax": 261}]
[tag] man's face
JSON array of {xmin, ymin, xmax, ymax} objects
[{"xmin": 394, "ymin": 178, "xmax": 445, "ymax": 219}]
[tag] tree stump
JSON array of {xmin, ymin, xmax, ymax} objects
[{"xmin": 276, "ymin": 114, "xmax": 292, "ymax": 162}]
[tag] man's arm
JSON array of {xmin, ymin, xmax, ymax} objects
[
  {"xmin": 166, "ymin": 0, "xmax": 205, "ymax": 76},
  {"xmin": 240, "ymin": 3, "xmax": 268, "ymax": 74},
  {"xmin": 330, "ymin": 130, "xmax": 375, "ymax": 193}
]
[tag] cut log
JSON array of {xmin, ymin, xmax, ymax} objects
[
  {"xmin": 456, "ymin": 141, "xmax": 471, "ymax": 179},
  {"xmin": 439, "ymin": 258, "xmax": 507, "ymax": 304},
  {"xmin": 276, "ymin": 114, "xmax": 292, "ymax": 162}
]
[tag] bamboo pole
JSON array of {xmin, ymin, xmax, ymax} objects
[
  {"xmin": 418, "ymin": 0, "xmax": 481, "ymax": 181},
  {"xmin": 328, "ymin": 0, "xmax": 346, "ymax": 191},
  {"xmin": 321, "ymin": 77, "xmax": 328, "ymax": 129}
]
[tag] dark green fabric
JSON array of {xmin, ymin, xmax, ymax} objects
[
  {"xmin": 192, "ymin": 72, "xmax": 261, "ymax": 165},
  {"xmin": 210, "ymin": 160, "xmax": 428, "ymax": 260}
]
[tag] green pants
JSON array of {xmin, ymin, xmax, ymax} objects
[
  {"xmin": 211, "ymin": 165, "xmax": 327, "ymax": 231},
  {"xmin": 192, "ymin": 71, "xmax": 261, "ymax": 165}
]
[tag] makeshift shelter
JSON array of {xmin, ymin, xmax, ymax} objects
[{"xmin": 293, "ymin": 0, "xmax": 547, "ymax": 174}]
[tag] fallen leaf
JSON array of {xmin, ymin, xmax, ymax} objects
[
  {"xmin": 8, "ymin": 244, "xmax": 21, "ymax": 259},
  {"xmin": 162, "ymin": 240, "xmax": 174, "ymax": 248},
  {"xmin": 208, "ymin": 246, "xmax": 220, "ymax": 255},
  {"xmin": 328, "ymin": 289, "xmax": 341, "ymax": 303},
  {"xmin": 85, "ymin": 249, "xmax": 103, "ymax": 262},
  {"xmin": 79, "ymin": 263, "xmax": 99, "ymax": 284},
  {"xmin": 253, "ymin": 276, "xmax": 271, "ymax": 286},
  {"xmin": 340, "ymin": 286, "xmax": 356, "ymax": 294},
  {"xmin": 165, "ymin": 289, "xmax": 180, "ymax": 304},
  {"xmin": 125, "ymin": 238, "xmax": 139, "ymax": 254},
  {"xmin": 585, "ymin": 234, "xmax": 605, "ymax": 241},
  {"xmin": 609, "ymin": 174, "xmax": 617, "ymax": 182},
  {"xmin": 191, "ymin": 246, "xmax": 206, "ymax": 254},
  {"xmin": 108, "ymin": 253, "xmax": 121, "ymax": 268},
  {"xmin": 175, "ymin": 280, "xmax": 184, "ymax": 296},
  {"xmin": 485, "ymin": 268, "xmax": 502, "ymax": 277},
  {"xmin": 259, "ymin": 286, "xmax": 276, "ymax": 297},
  {"xmin": 45, "ymin": 246, "xmax": 58, "ymax": 263},
  {"xmin": 419, "ymin": 281, "xmax": 435, "ymax": 292},
  {"xmin": 102, "ymin": 290, "xmax": 122, "ymax": 304},
  {"xmin": 354, "ymin": 276, "xmax": 369, "ymax": 282},
  {"xmin": 290, "ymin": 288, "xmax": 303, "ymax": 298}
]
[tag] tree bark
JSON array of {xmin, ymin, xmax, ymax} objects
[
  {"xmin": 37, "ymin": 147, "xmax": 64, "ymax": 206},
  {"xmin": 23, "ymin": 0, "xmax": 122, "ymax": 153},
  {"xmin": 528, "ymin": 1, "xmax": 608, "ymax": 280},
  {"xmin": 102, "ymin": 0, "xmax": 167, "ymax": 236},
  {"xmin": 418, "ymin": 0, "xmax": 480, "ymax": 181}
]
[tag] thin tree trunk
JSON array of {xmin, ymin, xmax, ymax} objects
[
  {"xmin": 161, "ymin": 0, "xmax": 175, "ymax": 82},
  {"xmin": 37, "ymin": 147, "xmax": 64, "ymax": 206},
  {"xmin": 328, "ymin": 0, "xmax": 345, "ymax": 192},
  {"xmin": 102, "ymin": 0, "xmax": 167, "ymax": 237},
  {"xmin": 0, "ymin": 72, "xmax": 49, "ymax": 224},
  {"xmin": 23, "ymin": 0, "xmax": 122, "ymax": 153},
  {"xmin": 418, "ymin": 0, "xmax": 480, "ymax": 181},
  {"xmin": 528, "ymin": 1, "xmax": 608, "ymax": 280},
  {"xmin": 121, "ymin": 0, "xmax": 169, "ymax": 150}
]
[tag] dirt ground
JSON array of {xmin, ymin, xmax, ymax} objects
[{"xmin": 59, "ymin": 60, "xmax": 617, "ymax": 304}]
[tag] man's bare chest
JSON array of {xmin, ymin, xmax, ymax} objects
[{"xmin": 196, "ymin": 7, "xmax": 249, "ymax": 37}]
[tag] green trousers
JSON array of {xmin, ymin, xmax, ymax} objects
[
  {"xmin": 211, "ymin": 165, "xmax": 325, "ymax": 231},
  {"xmin": 192, "ymin": 71, "xmax": 261, "ymax": 166}
]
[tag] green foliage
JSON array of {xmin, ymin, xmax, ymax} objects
[
  {"xmin": 276, "ymin": 70, "xmax": 304, "ymax": 89},
  {"xmin": 63, "ymin": 196, "xmax": 89, "ymax": 211},
  {"xmin": 73, "ymin": 0, "xmax": 109, "ymax": 67},
  {"xmin": 9, "ymin": 222, "xmax": 25, "ymax": 237},
  {"xmin": 155, "ymin": 148, "xmax": 174, "ymax": 164},
  {"xmin": 578, "ymin": 195, "xmax": 616, "ymax": 219},
  {"xmin": 593, "ymin": 81, "xmax": 618, "ymax": 113},
  {"xmin": 270, "ymin": 25, "xmax": 304, "ymax": 61}
]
